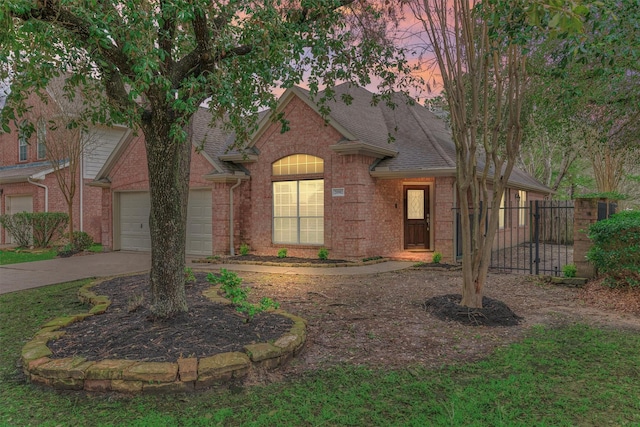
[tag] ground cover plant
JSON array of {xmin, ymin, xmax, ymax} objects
[{"xmin": 2, "ymin": 271, "xmax": 640, "ymax": 426}]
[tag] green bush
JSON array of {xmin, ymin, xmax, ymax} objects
[
  {"xmin": 562, "ymin": 264, "xmax": 577, "ymax": 278},
  {"xmin": 0, "ymin": 212, "xmax": 68, "ymax": 248},
  {"xmin": 432, "ymin": 251, "xmax": 442, "ymax": 264},
  {"xmin": 318, "ymin": 247, "xmax": 329, "ymax": 260},
  {"xmin": 0, "ymin": 212, "xmax": 32, "ymax": 247},
  {"xmin": 239, "ymin": 243, "xmax": 250, "ymax": 256},
  {"xmin": 32, "ymin": 212, "xmax": 69, "ymax": 247},
  {"xmin": 57, "ymin": 243, "xmax": 76, "ymax": 258},
  {"xmin": 207, "ymin": 269, "xmax": 279, "ymax": 320},
  {"xmin": 277, "ymin": 248, "xmax": 288, "ymax": 258},
  {"xmin": 70, "ymin": 231, "xmax": 94, "ymax": 251},
  {"xmin": 587, "ymin": 210, "xmax": 640, "ymax": 288}
]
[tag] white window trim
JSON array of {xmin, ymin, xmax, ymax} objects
[
  {"xmin": 518, "ymin": 190, "xmax": 527, "ymax": 227},
  {"xmin": 272, "ymin": 179, "xmax": 324, "ymax": 245},
  {"xmin": 19, "ymin": 136, "xmax": 28, "ymax": 162}
]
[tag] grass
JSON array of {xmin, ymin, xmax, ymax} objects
[
  {"xmin": 88, "ymin": 243, "xmax": 103, "ymax": 253},
  {"xmin": 0, "ymin": 244, "xmax": 103, "ymax": 265},
  {"xmin": 2, "ymin": 282, "xmax": 640, "ymax": 426},
  {"xmin": 0, "ymin": 248, "xmax": 57, "ymax": 265}
]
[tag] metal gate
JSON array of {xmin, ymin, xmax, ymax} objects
[{"xmin": 456, "ymin": 201, "xmax": 575, "ymax": 275}]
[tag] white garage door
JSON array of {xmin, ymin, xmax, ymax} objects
[
  {"xmin": 119, "ymin": 192, "xmax": 152, "ymax": 252},
  {"xmin": 186, "ymin": 190, "xmax": 213, "ymax": 256},
  {"xmin": 6, "ymin": 195, "xmax": 33, "ymax": 244},
  {"xmin": 118, "ymin": 190, "xmax": 212, "ymax": 256}
]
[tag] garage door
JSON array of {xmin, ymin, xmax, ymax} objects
[
  {"xmin": 186, "ymin": 190, "xmax": 213, "ymax": 255},
  {"xmin": 6, "ymin": 195, "xmax": 33, "ymax": 244},
  {"xmin": 118, "ymin": 190, "xmax": 212, "ymax": 256},
  {"xmin": 119, "ymin": 192, "xmax": 152, "ymax": 252}
]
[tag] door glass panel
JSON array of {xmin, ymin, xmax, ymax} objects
[{"xmin": 407, "ymin": 190, "xmax": 425, "ymax": 220}]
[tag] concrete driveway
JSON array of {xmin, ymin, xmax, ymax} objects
[{"xmin": 0, "ymin": 251, "xmax": 151, "ymax": 294}]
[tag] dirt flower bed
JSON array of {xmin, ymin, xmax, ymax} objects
[{"xmin": 238, "ymin": 268, "xmax": 640, "ymax": 377}]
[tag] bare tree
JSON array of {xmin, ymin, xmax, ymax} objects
[
  {"xmin": 42, "ymin": 114, "xmax": 99, "ymax": 244},
  {"xmin": 406, "ymin": 0, "xmax": 530, "ymax": 308}
]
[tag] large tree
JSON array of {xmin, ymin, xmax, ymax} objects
[
  {"xmin": 520, "ymin": 0, "xmax": 640, "ymax": 203},
  {"xmin": 0, "ymin": 0, "xmax": 407, "ymax": 317},
  {"xmin": 405, "ymin": 0, "xmax": 586, "ymax": 308}
]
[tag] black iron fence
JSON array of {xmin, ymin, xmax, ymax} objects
[{"xmin": 455, "ymin": 200, "xmax": 575, "ymax": 275}]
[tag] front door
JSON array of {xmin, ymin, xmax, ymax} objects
[{"xmin": 404, "ymin": 186, "xmax": 430, "ymax": 249}]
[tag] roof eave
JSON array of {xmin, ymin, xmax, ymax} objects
[
  {"xmin": 87, "ymin": 178, "xmax": 112, "ymax": 188},
  {"xmin": 203, "ymin": 172, "xmax": 250, "ymax": 183},
  {"xmin": 330, "ymin": 142, "xmax": 398, "ymax": 159},
  {"xmin": 218, "ymin": 153, "xmax": 259, "ymax": 163},
  {"xmin": 0, "ymin": 176, "xmax": 30, "ymax": 184},
  {"xmin": 370, "ymin": 167, "xmax": 456, "ymax": 179}
]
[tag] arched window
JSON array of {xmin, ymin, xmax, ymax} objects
[
  {"xmin": 272, "ymin": 155, "xmax": 324, "ymax": 245},
  {"xmin": 272, "ymin": 154, "xmax": 323, "ymax": 175}
]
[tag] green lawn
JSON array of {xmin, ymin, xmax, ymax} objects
[
  {"xmin": 0, "ymin": 249, "xmax": 57, "ymax": 265},
  {"xmin": 1, "ymin": 281, "xmax": 639, "ymax": 426},
  {"xmin": 0, "ymin": 244, "xmax": 103, "ymax": 265}
]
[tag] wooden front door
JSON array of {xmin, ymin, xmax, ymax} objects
[{"xmin": 404, "ymin": 186, "xmax": 430, "ymax": 249}]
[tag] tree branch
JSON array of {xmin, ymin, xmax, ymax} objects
[{"xmin": 12, "ymin": 0, "xmax": 134, "ymax": 77}]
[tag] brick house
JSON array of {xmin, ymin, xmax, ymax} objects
[
  {"xmin": 94, "ymin": 83, "xmax": 551, "ymax": 262},
  {"xmin": 0, "ymin": 78, "xmax": 129, "ymax": 244}
]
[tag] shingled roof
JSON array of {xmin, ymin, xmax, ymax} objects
[
  {"xmin": 93, "ymin": 82, "xmax": 551, "ymax": 194},
  {"xmin": 236, "ymin": 83, "xmax": 550, "ymax": 194}
]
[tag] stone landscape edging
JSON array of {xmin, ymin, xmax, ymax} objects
[{"xmin": 21, "ymin": 275, "xmax": 307, "ymax": 394}]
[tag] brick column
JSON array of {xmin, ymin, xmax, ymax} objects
[{"xmin": 573, "ymin": 198, "xmax": 605, "ymax": 278}]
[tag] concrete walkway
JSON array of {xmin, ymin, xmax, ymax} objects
[{"xmin": 0, "ymin": 252, "xmax": 414, "ymax": 294}]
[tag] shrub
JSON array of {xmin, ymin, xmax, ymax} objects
[
  {"xmin": 57, "ymin": 243, "xmax": 77, "ymax": 258},
  {"xmin": 318, "ymin": 247, "xmax": 329, "ymax": 260},
  {"xmin": 0, "ymin": 212, "xmax": 33, "ymax": 247},
  {"xmin": 207, "ymin": 269, "xmax": 279, "ymax": 320},
  {"xmin": 239, "ymin": 243, "xmax": 250, "ymax": 256},
  {"xmin": 432, "ymin": 251, "xmax": 443, "ymax": 264},
  {"xmin": 32, "ymin": 212, "xmax": 69, "ymax": 247},
  {"xmin": 0, "ymin": 212, "xmax": 68, "ymax": 248},
  {"xmin": 562, "ymin": 264, "xmax": 577, "ymax": 278},
  {"xmin": 277, "ymin": 248, "xmax": 288, "ymax": 258},
  {"xmin": 70, "ymin": 231, "xmax": 94, "ymax": 251},
  {"xmin": 587, "ymin": 210, "xmax": 640, "ymax": 288}
]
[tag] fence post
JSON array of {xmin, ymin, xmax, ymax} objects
[{"xmin": 573, "ymin": 197, "xmax": 605, "ymax": 278}]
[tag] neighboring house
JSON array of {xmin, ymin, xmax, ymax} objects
[
  {"xmin": 94, "ymin": 83, "xmax": 552, "ymax": 261},
  {"xmin": 0, "ymin": 78, "xmax": 129, "ymax": 244}
]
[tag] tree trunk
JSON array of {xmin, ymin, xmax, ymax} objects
[
  {"xmin": 144, "ymin": 125, "xmax": 192, "ymax": 318},
  {"xmin": 458, "ymin": 187, "xmax": 484, "ymax": 308},
  {"xmin": 67, "ymin": 201, "xmax": 74, "ymax": 245}
]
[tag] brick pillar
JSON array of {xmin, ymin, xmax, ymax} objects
[{"xmin": 573, "ymin": 198, "xmax": 605, "ymax": 278}]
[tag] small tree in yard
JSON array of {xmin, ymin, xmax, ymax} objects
[
  {"xmin": 405, "ymin": 0, "xmax": 586, "ymax": 308},
  {"xmin": 1, "ymin": 0, "xmax": 408, "ymax": 318},
  {"xmin": 25, "ymin": 105, "xmax": 100, "ymax": 246}
]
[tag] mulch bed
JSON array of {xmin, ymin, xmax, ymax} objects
[
  {"xmin": 413, "ymin": 263, "xmax": 461, "ymax": 271},
  {"xmin": 423, "ymin": 294, "xmax": 522, "ymax": 326},
  {"xmin": 48, "ymin": 273, "xmax": 292, "ymax": 362},
  {"xmin": 225, "ymin": 255, "xmax": 353, "ymax": 265}
]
